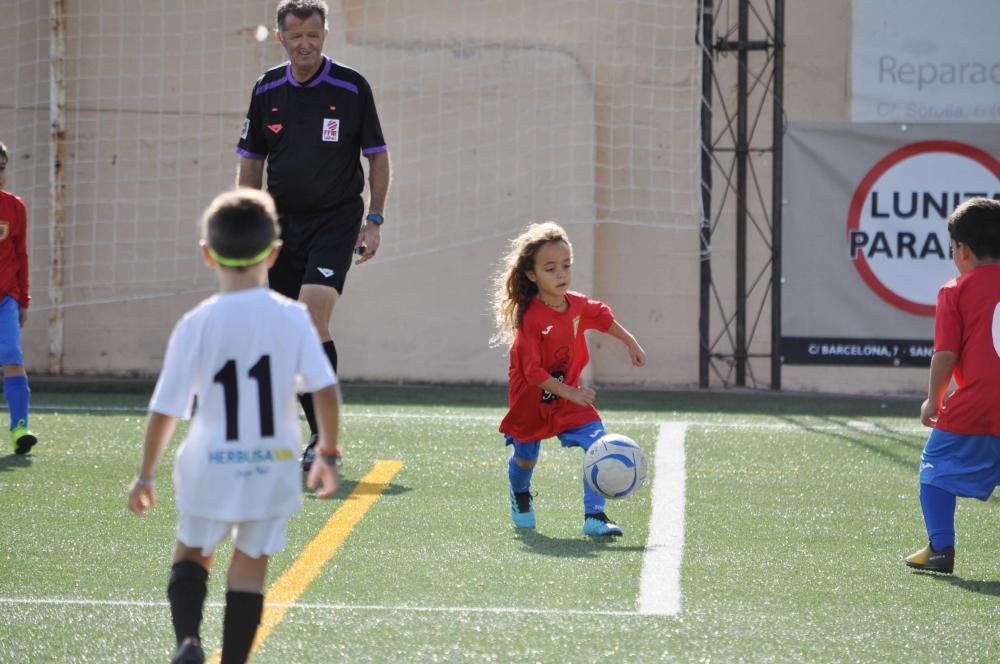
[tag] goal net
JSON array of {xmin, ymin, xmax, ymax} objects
[{"xmin": 1, "ymin": 0, "xmax": 699, "ymax": 313}]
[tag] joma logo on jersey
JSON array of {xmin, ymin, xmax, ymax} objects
[
  {"xmin": 0, "ymin": 221, "xmax": 8, "ymax": 240},
  {"xmin": 322, "ymin": 118, "xmax": 340, "ymax": 142}
]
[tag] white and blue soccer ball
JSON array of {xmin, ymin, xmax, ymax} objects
[{"xmin": 583, "ymin": 433, "xmax": 647, "ymax": 499}]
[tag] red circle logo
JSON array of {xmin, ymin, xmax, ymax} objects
[{"xmin": 847, "ymin": 141, "xmax": 1000, "ymax": 316}]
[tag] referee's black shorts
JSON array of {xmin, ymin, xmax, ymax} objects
[{"xmin": 268, "ymin": 199, "xmax": 365, "ymax": 298}]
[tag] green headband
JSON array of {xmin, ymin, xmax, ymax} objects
[{"xmin": 208, "ymin": 243, "xmax": 276, "ymax": 268}]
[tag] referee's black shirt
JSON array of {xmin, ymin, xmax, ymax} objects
[{"xmin": 237, "ymin": 55, "xmax": 388, "ymax": 215}]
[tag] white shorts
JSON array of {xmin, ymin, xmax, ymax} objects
[{"xmin": 176, "ymin": 514, "xmax": 289, "ymax": 559}]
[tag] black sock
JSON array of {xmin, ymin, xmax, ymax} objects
[
  {"xmin": 298, "ymin": 340, "xmax": 336, "ymax": 439},
  {"xmin": 322, "ymin": 340, "xmax": 338, "ymax": 373},
  {"xmin": 167, "ymin": 561, "xmax": 209, "ymax": 646},
  {"xmin": 221, "ymin": 590, "xmax": 264, "ymax": 664},
  {"xmin": 297, "ymin": 393, "xmax": 318, "ymax": 437}
]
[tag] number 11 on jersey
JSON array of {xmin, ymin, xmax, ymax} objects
[{"xmin": 213, "ymin": 355, "xmax": 275, "ymax": 441}]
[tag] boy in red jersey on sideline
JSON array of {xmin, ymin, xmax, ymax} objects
[
  {"xmin": 0, "ymin": 140, "xmax": 37, "ymax": 455},
  {"xmin": 491, "ymin": 221, "xmax": 645, "ymax": 537},
  {"xmin": 906, "ymin": 197, "xmax": 1000, "ymax": 574}
]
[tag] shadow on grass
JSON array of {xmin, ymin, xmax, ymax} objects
[
  {"xmin": 0, "ymin": 453, "xmax": 33, "ymax": 471},
  {"xmin": 515, "ymin": 529, "xmax": 646, "ymax": 558},
  {"xmin": 304, "ymin": 477, "xmax": 411, "ymax": 501},
  {"xmin": 925, "ymin": 573, "xmax": 1000, "ymax": 596},
  {"xmin": 777, "ymin": 414, "xmax": 926, "ymax": 474}
]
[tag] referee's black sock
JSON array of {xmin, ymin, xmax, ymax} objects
[
  {"xmin": 298, "ymin": 341, "xmax": 337, "ymax": 441},
  {"xmin": 297, "ymin": 393, "xmax": 318, "ymax": 437},
  {"xmin": 221, "ymin": 590, "xmax": 264, "ymax": 664},
  {"xmin": 322, "ymin": 340, "xmax": 338, "ymax": 373},
  {"xmin": 167, "ymin": 560, "xmax": 209, "ymax": 646}
]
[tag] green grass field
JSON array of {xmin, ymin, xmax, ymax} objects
[{"xmin": 1, "ymin": 386, "xmax": 998, "ymax": 662}]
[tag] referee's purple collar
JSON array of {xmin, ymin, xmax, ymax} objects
[
  {"xmin": 281, "ymin": 56, "xmax": 360, "ymax": 95},
  {"xmin": 287, "ymin": 55, "xmax": 332, "ymax": 88}
]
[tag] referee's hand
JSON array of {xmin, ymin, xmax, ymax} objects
[{"xmin": 355, "ymin": 222, "xmax": 382, "ymax": 264}]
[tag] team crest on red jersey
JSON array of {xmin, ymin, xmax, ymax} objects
[
  {"xmin": 0, "ymin": 221, "xmax": 8, "ymax": 240},
  {"xmin": 322, "ymin": 118, "xmax": 340, "ymax": 142}
]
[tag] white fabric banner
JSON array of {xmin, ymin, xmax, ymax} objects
[
  {"xmin": 851, "ymin": 0, "xmax": 1000, "ymax": 123},
  {"xmin": 781, "ymin": 123, "xmax": 1000, "ymax": 366}
]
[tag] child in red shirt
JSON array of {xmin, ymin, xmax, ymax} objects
[
  {"xmin": 0, "ymin": 141, "xmax": 37, "ymax": 454},
  {"xmin": 491, "ymin": 222, "xmax": 645, "ymax": 537},
  {"xmin": 905, "ymin": 197, "xmax": 1000, "ymax": 574}
]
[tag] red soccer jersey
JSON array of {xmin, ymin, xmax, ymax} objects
[
  {"xmin": 499, "ymin": 290, "xmax": 614, "ymax": 441},
  {"xmin": 0, "ymin": 190, "xmax": 30, "ymax": 308},
  {"xmin": 933, "ymin": 263, "xmax": 1000, "ymax": 436}
]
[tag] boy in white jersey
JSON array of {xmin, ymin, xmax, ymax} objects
[{"xmin": 127, "ymin": 188, "xmax": 342, "ymax": 664}]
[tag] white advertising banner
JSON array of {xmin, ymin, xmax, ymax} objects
[
  {"xmin": 851, "ymin": 0, "xmax": 1000, "ymax": 123},
  {"xmin": 782, "ymin": 123, "xmax": 1000, "ymax": 366}
]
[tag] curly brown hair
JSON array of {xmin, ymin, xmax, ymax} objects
[{"xmin": 490, "ymin": 222, "xmax": 571, "ymax": 347}]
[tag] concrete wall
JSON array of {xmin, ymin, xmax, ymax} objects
[{"xmin": 0, "ymin": 0, "xmax": 927, "ymax": 394}]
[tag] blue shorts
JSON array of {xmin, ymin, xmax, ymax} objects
[
  {"xmin": 504, "ymin": 420, "xmax": 607, "ymax": 459},
  {"xmin": 919, "ymin": 428, "xmax": 1000, "ymax": 500},
  {"xmin": 0, "ymin": 296, "xmax": 24, "ymax": 365}
]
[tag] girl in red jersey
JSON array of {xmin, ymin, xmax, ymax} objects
[{"xmin": 491, "ymin": 222, "xmax": 645, "ymax": 537}]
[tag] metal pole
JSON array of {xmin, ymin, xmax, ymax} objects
[
  {"xmin": 735, "ymin": 0, "xmax": 749, "ymax": 385},
  {"xmin": 771, "ymin": 0, "xmax": 785, "ymax": 390},
  {"xmin": 698, "ymin": 0, "xmax": 714, "ymax": 388},
  {"xmin": 48, "ymin": 0, "xmax": 66, "ymax": 375}
]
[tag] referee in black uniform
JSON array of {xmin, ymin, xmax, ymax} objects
[{"xmin": 237, "ymin": 0, "xmax": 390, "ymax": 469}]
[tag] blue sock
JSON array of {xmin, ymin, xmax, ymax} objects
[
  {"xmin": 507, "ymin": 440, "xmax": 539, "ymax": 493},
  {"xmin": 580, "ymin": 437, "xmax": 607, "ymax": 515},
  {"xmin": 507, "ymin": 454, "xmax": 533, "ymax": 493},
  {"xmin": 919, "ymin": 482, "xmax": 956, "ymax": 550},
  {"xmin": 582, "ymin": 476, "xmax": 607, "ymax": 516},
  {"xmin": 4, "ymin": 375, "xmax": 30, "ymax": 430}
]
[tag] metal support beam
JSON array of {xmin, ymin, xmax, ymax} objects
[
  {"xmin": 697, "ymin": 0, "xmax": 785, "ymax": 390},
  {"xmin": 698, "ymin": 0, "xmax": 714, "ymax": 388}
]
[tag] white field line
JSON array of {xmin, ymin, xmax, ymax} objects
[
  {"xmin": 0, "ymin": 596, "xmax": 641, "ymax": 617},
  {"xmin": 14, "ymin": 404, "xmax": 927, "ymax": 433},
  {"xmin": 638, "ymin": 422, "xmax": 687, "ymax": 616}
]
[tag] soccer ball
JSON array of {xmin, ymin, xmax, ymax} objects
[{"xmin": 583, "ymin": 433, "xmax": 647, "ymax": 499}]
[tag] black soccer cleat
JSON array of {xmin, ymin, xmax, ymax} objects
[
  {"xmin": 905, "ymin": 542, "xmax": 954, "ymax": 574},
  {"xmin": 300, "ymin": 433, "xmax": 319, "ymax": 472},
  {"xmin": 171, "ymin": 638, "xmax": 205, "ymax": 664}
]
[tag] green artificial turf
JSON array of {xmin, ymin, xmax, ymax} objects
[{"xmin": 2, "ymin": 386, "xmax": 997, "ymax": 663}]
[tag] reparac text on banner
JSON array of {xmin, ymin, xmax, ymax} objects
[{"xmin": 851, "ymin": 0, "xmax": 1000, "ymax": 123}]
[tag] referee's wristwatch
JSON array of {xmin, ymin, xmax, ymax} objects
[{"xmin": 366, "ymin": 212, "xmax": 384, "ymax": 226}]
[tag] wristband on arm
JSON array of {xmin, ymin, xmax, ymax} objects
[{"xmin": 319, "ymin": 448, "xmax": 342, "ymax": 467}]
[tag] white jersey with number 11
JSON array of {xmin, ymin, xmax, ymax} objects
[{"xmin": 150, "ymin": 287, "xmax": 336, "ymax": 522}]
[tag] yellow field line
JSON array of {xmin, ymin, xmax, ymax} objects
[{"xmin": 206, "ymin": 459, "xmax": 404, "ymax": 663}]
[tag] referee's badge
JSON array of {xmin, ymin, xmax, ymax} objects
[
  {"xmin": 322, "ymin": 118, "xmax": 340, "ymax": 142},
  {"xmin": 240, "ymin": 117, "xmax": 249, "ymax": 140}
]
